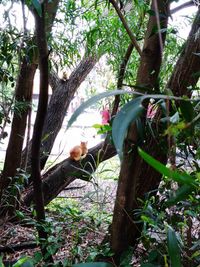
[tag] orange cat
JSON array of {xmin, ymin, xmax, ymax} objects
[{"xmin": 69, "ymin": 141, "xmax": 88, "ymax": 161}]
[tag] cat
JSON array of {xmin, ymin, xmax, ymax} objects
[{"xmin": 69, "ymin": 141, "xmax": 88, "ymax": 161}]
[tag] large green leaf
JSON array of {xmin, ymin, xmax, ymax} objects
[
  {"xmin": 31, "ymin": 0, "xmax": 42, "ymax": 17},
  {"xmin": 112, "ymin": 97, "xmax": 144, "ymax": 158},
  {"xmin": 13, "ymin": 257, "xmax": 34, "ymax": 267},
  {"xmin": 67, "ymin": 90, "xmax": 136, "ymax": 129},
  {"xmin": 138, "ymin": 148, "xmax": 197, "ymax": 186},
  {"xmin": 67, "ymin": 90, "xmax": 185, "ymax": 130},
  {"xmin": 72, "ymin": 262, "xmax": 113, "ymax": 267},
  {"xmin": 0, "ymin": 256, "xmax": 4, "ymax": 267},
  {"xmin": 167, "ymin": 226, "xmax": 182, "ymax": 267}
]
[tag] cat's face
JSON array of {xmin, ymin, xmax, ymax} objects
[{"xmin": 80, "ymin": 141, "xmax": 87, "ymax": 146}]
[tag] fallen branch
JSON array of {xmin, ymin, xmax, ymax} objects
[
  {"xmin": 23, "ymin": 141, "xmax": 117, "ymax": 207},
  {"xmin": 0, "ymin": 242, "xmax": 37, "ymax": 253}
]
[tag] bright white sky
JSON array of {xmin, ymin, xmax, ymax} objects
[{"xmin": 170, "ymin": 1, "xmax": 198, "ymax": 39}]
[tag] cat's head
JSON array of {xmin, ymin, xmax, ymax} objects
[{"xmin": 80, "ymin": 141, "xmax": 87, "ymax": 146}]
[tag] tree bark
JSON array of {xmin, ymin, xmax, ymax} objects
[
  {"xmin": 40, "ymin": 56, "xmax": 99, "ymax": 169},
  {"xmin": 0, "ymin": 61, "xmax": 37, "ymax": 197},
  {"xmin": 111, "ymin": 5, "xmax": 200, "ymax": 257},
  {"xmin": 31, "ymin": 2, "xmax": 54, "ymax": 263},
  {"xmin": 167, "ymin": 9, "xmax": 200, "ymax": 96},
  {"xmin": 0, "ymin": 0, "xmax": 60, "ymax": 200},
  {"xmin": 111, "ymin": 42, "xmax": 134, "ymax": 116},
  {"xmin": 21, "ymin": 55, "xmax": 99, "ymax": 171},
  {"xmin": 23, "ymin": 141, "xmax": 116, "ymax": 207},
  {"xmin": 111, "ymin": 0, "xmax": 170, "ymax": 255}
]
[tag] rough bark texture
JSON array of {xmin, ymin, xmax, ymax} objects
[
  {"xmin": 136, "ymin": 0, "xmax": 169, "ymax": 89},
  {"xmin": 0, "ymin": 61, "xmax": 37, "ymax": 195},
  {"xmin": 111, "ymin": 0, "xmax": 170, "ymax": 255},
  {"xmin": 31, "ymin": 3, "xmax": 54, "ymax": 262},
  {"xmin": 31, "ymin": 1, "xmax": 49, "ymax": 226},
  {"xmin": 21, "ymin": 55, "xmax": 99, "ymax": 172},
  {"xmin": 23, "ymin": 141, "xmax": 116, "ymax": 206},
  {"xmin": 167, "ymin": 9, "xmax": 200, "ymax": 96},
  {"xmin": 0, "ymin": 0, "xmax": 60, "ymax": 200},
  {"xmin": 111, "ymin": 5, "xmax": 200, "ymax": 257},
  {"xmin": 40, "ymin": 56, "xmax": 98, "ymax": 169}
]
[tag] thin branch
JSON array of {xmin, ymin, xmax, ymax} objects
[
  {"xmin": 0, "ymin": 242, "xmax": 37, "ymax": 253},
  {"xmin": 111, "ymin": 12, "xmax": 147, "ymax": 117},
  {"xmin": 109, "ymin": 0, "xmax": 142, "ymax": 56},
  {"xmin": 153, "ymin": 0, "xmax": 164, "ymax": 55},
  {"xmin": 111, "ymin": 42, "xmax": 134, "ymax": 116},
  {"xmin": 170, "ymin": 1, "xmax": 194, "ymax": 14},
  {"xmin": 21, "ymin": 0, "xmax": 27, "ymax": 35},
  {"xmin": 24, "ymin": 104, "xmax": 32, "ymax": 171},
  {"xmin": 185, "ymin": 111, "xmax": 200, "ymax": 128}
]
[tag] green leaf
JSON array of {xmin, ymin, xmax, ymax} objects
[
  {"xmin": 72, "ymin": 262, "xmax": 113, "ymax": 267},
  {"xmin": 13, "ymin": 257, "xmax": 33, "ymax": 267},
  {"xmin": 138, "ymin": 148, "xmax": 197, "ymax": 186},
  {"xmin": 67, "ymin": 90, "xmax": 132, "ymax": 129},
  {"xmin": 15, "ymin": 210, "xmax": 25, "ymax": 219},
  {"xmin": 67, "ymin": 89, "xmax": 194, "ymax": 131},
  {"xmin": 0, "ymin": 256, "xmax": 5, "ymax": 267},
  {"xmin": 167, "ymin": 226, "xmax": 182, "ymax": 267},
  {"xmin": 32, "ymin": 0, "xmax": 42, "ymax": 17},
  {"xmin": 92, "ymin": 124, "xmax": 102, "ymax": 129},
  {"xmin": 112, "ymin": 97, "xmax": 144, "ymax": 158}
]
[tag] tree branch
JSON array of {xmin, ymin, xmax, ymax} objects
[
  {"xmin": 109, "ymin": 0, "xmax": 142, "ymax": 56},
  {"xmin": 49, "ymin": 70, "xmax": 61, "ymax": 92},
  {"xmin": 111, "ymin": 42, "xmax": 134, "ymax": 116},
  {"xmin": 167, "ymin": 8, "xmax": 200, "ymax": 96},
  {"xmin": 170, "ymin": 1, "xmax": 194, "ymax": 14},
  {"xmin": 23, "ymin": 141, "xmax": 116, "ymax": 207}
]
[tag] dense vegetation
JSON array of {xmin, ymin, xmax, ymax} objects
[{"xmin": 0, "ymin": 0, "xmax": 200, "ymax": 266}]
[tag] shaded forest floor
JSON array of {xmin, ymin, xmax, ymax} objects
[{"xmin": 0, "ymin": 179, "xmax": 118, "ymax": 266}]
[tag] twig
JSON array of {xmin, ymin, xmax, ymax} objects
[
  {"xmin": 153, "ymin": 0, "xmax": 164, "ymax": 55},
  {"xmin": 109, "ymin": 0, "xmax": 142, "ymax": 56},
  {"xmin": 111, "ymin": 42, "xmax": 134, "ymax": 117},
  {"xmin": 63, "ymin": 185, "xmax": 86, "ymax": 191},
  {"xmin": 0, "ymin": 242, "xmax": 37, "ymax": 253},
  {"xmin": 171, "ymin": 1, "xmax": 194, "ymax": 14}
]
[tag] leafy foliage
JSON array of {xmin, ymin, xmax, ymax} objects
[
  {"xmin": 137, "ymin": 144, "xmax": 200, "ymax": 266},
  {"xmin": 0, "ymin": 0, "xmax": 199, "ymax": 266}
]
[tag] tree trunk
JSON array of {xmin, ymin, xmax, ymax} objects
[
  {"xmin": 111, "ymin": 6, "xmax": 200, "ymax": 257},
  {"xmin": 167, "ymin": 10, "xmax": 200, "ymax": 96},
  {"xmin": 0, "ymin": 0, "xmax": 60, "ymax": 202},
  {"xmin": 23, "ymin": 141, "xmax": 116, "ymax": 206},
  {"xmin": 0, "ymin": 60, "xmax": 37, "ymax": 197},
  {"xmin": 21, "ymin": 55, "xmax": 99, "ymax": 172},
  {"xmin": 31, "ymin": 3, "xmax": 54, "ymax": 262},
  {"xmin": 111, "ymin": 0, "xmax": 169, "ymax": 255}
]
